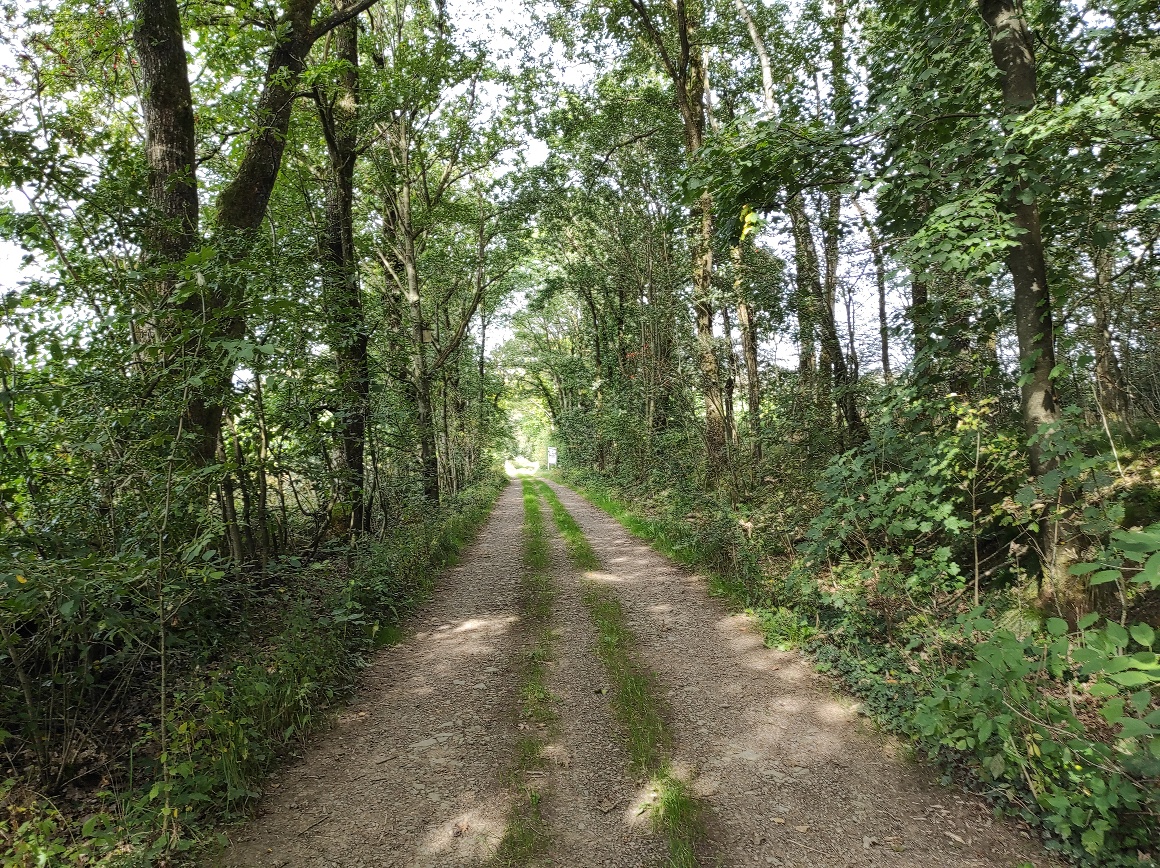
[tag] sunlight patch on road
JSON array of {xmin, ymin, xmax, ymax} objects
[{"xmin": 414, "ymin": 806, "xmax": 508, "ymax": 863}]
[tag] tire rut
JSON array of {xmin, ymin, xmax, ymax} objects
[
  {"xmin": 536, "ymin": 522, "xmax": 669, "ymax": 867},
  {"xmin": 218, "ymin": 482, "xmax": 526, "ymax": 868},
  {"xmin": 544, "ymin": 480, "xmax": 1063, "ymax": 868}
]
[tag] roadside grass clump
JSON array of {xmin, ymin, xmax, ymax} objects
[
  {"xmin": 493, "ymin": 480, "xmax": 558, "ymax": 866},
  {"xmin": 540, "ymin": 482, "xmax": 705, "ymax": 864},
  {"xmin": 581, "ymin": 586, "xmax": 703, "ymax": 868}
]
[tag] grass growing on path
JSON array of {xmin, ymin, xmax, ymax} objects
[
  {"xmin": 538, "ymin": 480, "xmax": 704, "ymax": 868},
  {"xmin": 534, "ymin": 480, "xmax": 600, "ymax": 569},
  {"xmin": 493, "ymin": 480, "xmax": 558, "ymax": 866}
]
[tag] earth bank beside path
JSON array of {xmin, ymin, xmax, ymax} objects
[{"xmin": 545, "ymin": 479, "xmax": 1062, "ymax": 868}]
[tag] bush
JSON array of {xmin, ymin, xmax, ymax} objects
[{"xmin": 915, "ymin": 612, "xmax": 1159, "ymax": 862}]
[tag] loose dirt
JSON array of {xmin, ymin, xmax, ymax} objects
[
  {"xmin": 220, "ymin": 483, "xmax": 527, "ymax": 868},
  {"xmin": 544, "ymin": 480, "xmax": 1062, "ymax": 868}
]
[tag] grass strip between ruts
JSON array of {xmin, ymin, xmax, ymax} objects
[
  {"xmin": 534, "ymin": 479, "xmax": 600, "ymax": 569},
  {"xmin": 493, "ymin": 480, "xmax": 558, "ymax": 866},
  {"xmin": 536, "ymin": 479, "xmax": 705, "ymax": 868}
]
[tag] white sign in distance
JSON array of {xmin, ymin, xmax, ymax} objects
[{"xmin": 546, "ymin": 446, "xmax": 558, "ymax": 466}]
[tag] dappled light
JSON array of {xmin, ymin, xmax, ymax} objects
[{"xmin": 1, "ymin": 0, "xmax": 1156, "ymax": 861}]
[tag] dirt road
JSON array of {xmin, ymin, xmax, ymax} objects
[{"xmin": 219, "ymin": 479, "xmax": 1059, "ymax": 868}]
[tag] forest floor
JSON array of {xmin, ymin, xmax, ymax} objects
[{"xmin": 216, "ymin": 479, "xmax": 1062, "ymax": 868}]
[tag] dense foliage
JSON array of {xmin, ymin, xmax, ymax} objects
[
  {"xmin": 1, "ymin": 0, "xmax": 1158, "ymax": 863},
  {"xmin": 502, "ymin": 0, "xmax": 1160, "ymax": 864},
  {"xmin": 1, "ymin": 0, "xmax": 516, "ymax": 861}
]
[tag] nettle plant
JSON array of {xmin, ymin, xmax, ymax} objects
[{"xmin": 915, "ymin": 526, "xmax": 1160, "ymax": 863}]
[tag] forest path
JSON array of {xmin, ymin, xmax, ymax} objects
[
  {"xmin": 544, "ymin": 480, "xmax": 1062, "ymax": 868},
  {"xmin": 217, "ymin": 477, "xmax": 1060, "ymax": 868},
  {"xmin": 531, "ymin": 511, "xmax": 672, "ymax": 866},
  {"xmin": 220, "ymin": 482, "xmax": 530, "ymax": 868}
]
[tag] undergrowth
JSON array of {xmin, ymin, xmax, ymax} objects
[{"xmin": 2, "ymin": 476, "xmax": 507, "ymax": 866}]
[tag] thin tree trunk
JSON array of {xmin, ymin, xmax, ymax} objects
[
  {"xmin": 788, "ymin": 195, "xmax": 865, "ymax": 441},
  {"xmin": 731, "ymin": 0, "xmax": 777, "ymax": 115},
  {"xmin": 623, "ymin": 0, "xmax": 726, "ymax": 479},
  {"xmin": 733, "ymin": 245, "xmax": 763, "ymax": 459},
  {"xmin": 1093, "ymin": 245, "xmax": 1130, "ymax": 417},
  {"xmin": 394, "ymin": 116, "xmax": 440, "ymax": 504},
  {"xmin": 852, "ymin": 198, "xmax": 891, "ymax": 381},
  {"xmin": 979, "ymin": 0, "xmax": 1078, "ymax": 617},
  {"xmin": 721, "ymin": 303, "xmax": 739, "ymax": 447}
]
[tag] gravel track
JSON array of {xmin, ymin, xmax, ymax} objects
[
  {"xmin": 216, "ymin": 478, "xmax": 1064, "ymax": 868},
  {"xmin": 219, "ymin": 482, "xmax": 527, "ymax": 868},
  {"xmin": 536, "ymin": 527, "xmax": 670, "ymax": 867},
  {"xmin": 545, "ymin": 480, "xmax": 1062, "ymax": 868}
]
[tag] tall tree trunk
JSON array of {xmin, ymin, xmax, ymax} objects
[
  {"xmin": 1093, "ymin": 244, "xmax": 1130, "ymax": 418},
  {"xmin": 852, "ymin": 199, "xmax": 891, "ymax": 382},
  {"xmin": 186, "ymin": 0, "xmax": 376, "ymax": 467},
  {"xmin": 133, "ymin": 0, "xmax": 197, "ymax": 286},
  {"xmin": 979, "ymin": 0, "xmax": 1078, "ymax": 616},
  {"xmin": 317, "ymin": 14, "xmax": 369, "ymax": 535},
  {"xmin": 393, "ymin": 115, "xmax": 440, "ymax": 504}
]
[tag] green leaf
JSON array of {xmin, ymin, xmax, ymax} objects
[
  {"xmin": 1100, "ymin": 697, "xmax": 1125, "ymax": 723},
  {"xmin": 1106, "ymin": 622, "xmax": 1130, "ymax": 647},
  {"xmin": 1077, "ymin": 612, "xmax": 1100, "ymax": 630},
  {"xmin": 1118, "ymin": 718, "xmax": 1155, "ymax": 739},
  {"xmin": 1130, "ymin": 623, "xmax": 1155, "ymax": 648},
  {"xmin": 1045, "ymin": 618, "xmax": 1068, "ymax": 636},
  {"xmin": 1088, "ymin": 569, "xmax": 1122, "ymax": 586},
  {"xmin": 1108, "ymin": 671, "xmax": 1153, "ymax": 687}
]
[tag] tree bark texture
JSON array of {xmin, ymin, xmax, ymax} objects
[
  {"xmin": 133, "ymin": 0, "xmax": 198, "ymax": 271},
  {"xmin": 318, "ymin": 15, "xmax": 370, "ymax": 535}
]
